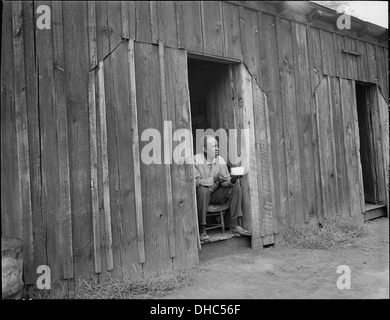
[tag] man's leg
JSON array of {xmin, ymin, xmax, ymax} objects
[
  {"xmin": 196, "ymin": 187, "xmax": 211, "ymax": 240},
  {"xmin": 211, "ymin": 184, "xmax": 251, "ymax": 236}
]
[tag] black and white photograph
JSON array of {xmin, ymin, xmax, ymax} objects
[{"xmin": 1, "ymin": 0, "xmax": 388, "ymax": 306}]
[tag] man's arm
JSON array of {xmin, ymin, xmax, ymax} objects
[{"xmin": 220, "ymin": 163, "xmax": 236, "ymax": 187}]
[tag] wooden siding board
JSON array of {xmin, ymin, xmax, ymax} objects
[
  {"xmin": 35, "ymin": 0, "xmax": 63, "ymax": 281},
  {"xmin": 377, "ymin": 91, "xmax": 389, "ymax": 217},
  {"xmin": 135, "ymin": 42, "xmax": 172, "ymax": 273},
  {"xmin": 96, "ymin": 1, "xmax": 109, "ymax": 62},
  {"xmin": 222, "ymin": 2, "xmax": 242, "ymax": 60},
  {"xmin": 375, "ymin": 45, "xmax": 388, "ymax": 101},
  {"xmin": 307, "ymin": 25, "xmax": 324, "ymax": 222},
  {"xmin": 180, "ymin": 1, "xmax": 202, "ymax": 52},
  {"xmin": 292, "ymin": 22, "xmax": 315, "ymax": 223},
  {"xmin": 239, "ymin": 65, "xmax": 263, "ymax": 249},
  {"xmin": 127, "ymin": 39, "xmax": 145, "ymax": 264},
  {"xmin": 157, "ymin": 1, "xmax": 178, "ymax": 48},
  {"xmin": 330, "ymin": 77, "xmax": 350, "ymax": 218},
  {"xmin": 63, "ymin": 1, "xmax": 93, "ymax": 280},
  {"xmin": 165, "ymin": 47, "xmax": 199, "ymax": 268},
  {"xmin": 11, "ymin": 1, "xmax": 35, "ymax": 283},
  {"xmin": 340, "ymin": 79, "xmax": 363, "ymax": 217},
  {"xmin": 121, "ymin": 1, "xmax": 129, "ymax": 39},
  {"xmin": 107, "ymin": 1, "xmax": 123, "ymax": 49},
  {"xmin": 239, "ymin": 7, "xmax": 261, "ymax": 85},
  {"xmin": 276, "ymin": 17, "xmax": 303, "ymax": 226},
  {"xmin": 23, "ymin": 0, "xmax": 43, "ymax": 277},
  {"xmin": 332, "ymin": 33, "xmax": 345, "ymax": 78},
  {"xmin": 87, "ymin": 1, "xmax": 102, "ymax": 275},
  {"xmin": 259, "ymin": 13, "xmax": 287, "ymax": 233},
  {"xmin": 128, "ymin": 1, "xmax": 136, "ymax": 40},
  {"xmin": 320, "ymin": 30, "xmax": 336, "ymax": 76},
  {"xmin": 159, "ymin": 42, "xmax": 176, "ymax": 259},
  {"xmin": 52, "ymin": 1, "xmax": 74, "ymax": 279},
  {"xmin": 307, "ymin": 27, "xmax": 323, "ymax": 93},
  {"xmin": 366, "ymin": 43, "xmax": 378, "ymax": 84},
  {"xmin": 201, "ymin": 1, "xmax": 224, "ymax": 56},
  {"xmin": 356, "ymin": 40, "xmax": 369, "ymax": 82},
  {"xmin": 103, "ymin": 52, "xmax": 123, "ymax": 278},
  {"xmin": 109, "ymin": 43, "xmax": 140, "ymax": 274},
  {"xmin": 135, "ymin": 1, "xmax": 152, "ymax": 43}
]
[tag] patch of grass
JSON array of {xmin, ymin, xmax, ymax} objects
[
  {"xmin": 23, "ymin": 267, "xmax": 199, "ymax": 299},
  {"xmin": 283, "ymin": 216, "xmax": 370, "ymax": 250}
]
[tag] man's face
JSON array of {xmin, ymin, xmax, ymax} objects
[{"xmin": 205, "ymin": 137, "xmax": 219, "ymax": 158}]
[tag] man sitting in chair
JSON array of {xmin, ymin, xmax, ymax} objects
[{"xmin": 194, "ymin": 135, "xmax": 251, "ymax": 242}]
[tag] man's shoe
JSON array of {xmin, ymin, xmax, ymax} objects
[
  {"xmin": 200, "ymin": 231, "xmax": 210, "ymax": 242},
  {"xmin": 231, "ymin": 225, "xmax": 251, "ymax": 236}
]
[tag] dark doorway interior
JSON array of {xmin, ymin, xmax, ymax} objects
[
  {"xmin": 355, "ymin": 83, "xmax": 378, "ymax": 204},
  {"xmin": 187, "ymin": 59, "xmax": 233, "ymax": 156}
]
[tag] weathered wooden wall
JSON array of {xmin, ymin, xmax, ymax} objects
[{"xmin": 1, "ymin": 0, "xmax": 388, "ymax": 284}]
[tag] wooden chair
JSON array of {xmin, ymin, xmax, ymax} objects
[{"xmin": 205, "ymin": 202, "xmax": 230, "ymax": 233}]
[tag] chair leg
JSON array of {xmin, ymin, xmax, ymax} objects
[{"xmin": 220, "ymin": 211, "xmax": 225, "ymax": 233}]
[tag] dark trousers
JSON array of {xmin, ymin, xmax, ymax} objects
[{"xmin": 196, "ymin": 184, "xmax": 242, "ymax": 228}]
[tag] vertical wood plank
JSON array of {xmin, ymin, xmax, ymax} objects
[
  {"xmin": 52, "ymin": 1, "xmax": 73, "ymax": 279},
  {"xmin": 87, "ymin": 1, "xmax": 102, "ymax": 274},
  {"xmin": 332, "ymin": 33, "xmax": 345, "ymax": 78},
  {"xmin": 35, "ymin": 0, "xmax": 62, "ymax": 281},
  {"xmin": 175, "ymin": 1, "xmax": 185, "ymax": 49},
  {"xmin": 292, "ymin": 22, "xmax": 314, "ymax": 223},
  {"xmin": 135, "ymin": 1, "xmax": 152, "ymax": 43},
  {"xmin": 150, "ymin": 1, "xmax": 159, "ymax": 44},
  {"xmin": 307, "ymin": 25, "xmax": 324, "ymax": 222},
  {"xmin": 375, "ymin": 45, "xmax": 388, "ymax": 101},
  {"xmin": 128, "ymin": 39, "xmax": 145, "ymax": 264},
  {"xmin": 12, "ymin": 0, "xmax": 34, "ymax": 283},
  {"xmin": 253, "ymin": 81, "xmax": 275, "ymax": 243},
  {"xmin": 259, "ymin": 13, "xmax": 287, "ymax": 235},
  {"xmin": 22, "ymin": 0, "xmax": 43, "ymax": 278},
  {"xmin": 366, "ymin": 43, "xmax": 378, "ymax": 84},
  {"xmin": 356, "ymin": 40, "xmax": 369, "ymax": 82},
  {"xmin": 96, "ymin": 1, "xmax": 109, "ymax": 62},
  {"xmin": 377, "ymin": 91, "xmax": 389, "ymax": 217},
  {"xmin": 1, "ymin": 0, "xmax": 18, "ymax": 240},
  {"xmin": 135, "ymin": 42, "xmax": 172, "ymax": 273},
  {"xmin": 201, "ymin": 1, "xmax": 224, "ymax": 56},
  {"xmin": 97, "ymin": 61, "xmax": 114, "ymax": 271},
  {"xmin": 351, "ymin": 81, "xmax": 365, "ymax": 217},
  {"xmin": 109, "ymin": 41, "xmax": 141, "ymax": 275},
  {"xmin": 159, "ymin": 42, "xmax": 176, "ymax": 258},
  {"xmin": 165, "ymin": 47, "xmax": 199, "ymax": 267},
  {"xmin": 239, "ymin": 6, "xmax": 261, "ymax": 85},
  {"xmin": 340, "ymin": 79, "xmax": 363, "ymax": 218},
  {"xmin": 157, "ymin": 1, "xmax": 178, "ymax": 48},
  {"xmin": 222, "ymin": 3, "xmax": 242, "ymax": 61},
  {"xmin": 320, "ymin": 30, "xmax": 336, "ymax": 76},
  {"xmin": 180, "ymin": 1, "xmax": 202, "ymax": 52},
  {"xmin": 307, "ymin": 27, "xmax": 323, "ymax": 93},
  {"xmin": 121, "ymin": 1, "xmax": 129, "ymax": 39},
  {"xmin": 276, "ymin": 17, "xmax": 303, "ymax": 226},
  {"xmin": 107, "ymin": 1, "xmax": 122, "ymax": 48},
  {"xmin": 63, "ymin": 1, "xmax": 93, "ymax": 280},
  {"xmin": 128, "ymin": 1, "xmax": 136, "ymax": 40},
  {"xmin": 238, "ymin": 65, "xmax": 263, "ymax": 249},
  {"xmin": 330, "ymin": 77, "xmax": 350, "ymax": 218}
]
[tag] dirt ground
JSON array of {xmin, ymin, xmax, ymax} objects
[{"xmin": 163, "ymin": 217, "xmax": 389, "ymax": 299}]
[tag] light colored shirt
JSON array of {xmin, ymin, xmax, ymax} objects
[{"xmin": 193, "ymin": 153, "xmax": 235, "ymax": 193}]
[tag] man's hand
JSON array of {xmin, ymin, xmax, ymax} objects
[{"xmin": 202, "ymin": 177, "xmax": 214, "ymax": 187}]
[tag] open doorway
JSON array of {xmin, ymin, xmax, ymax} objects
[
  {"xmin": 355, "ymin": 82, "xmax": 387, "ymax": 219},
  {"xmin": 187, "ymin": 57, "xmax": 244, "ymax": 244}
]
